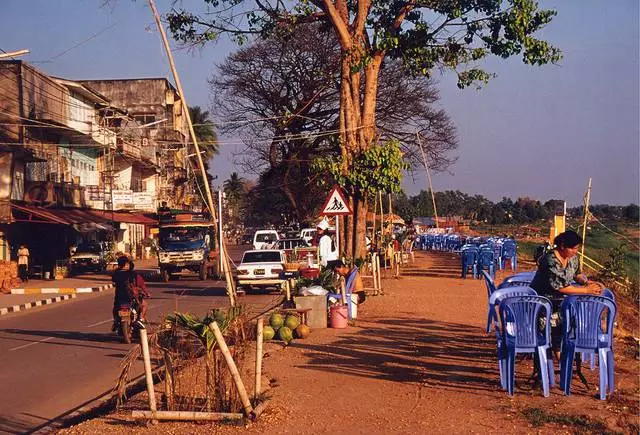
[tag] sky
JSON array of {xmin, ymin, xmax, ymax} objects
[{"xmin": 1, "ymin": 0, "xmax": 638, "ymax": 206}]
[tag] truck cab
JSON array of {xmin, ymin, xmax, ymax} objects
[{"xmin": 157, "ymin": 212, "xmax": 217, "ymax": 282}]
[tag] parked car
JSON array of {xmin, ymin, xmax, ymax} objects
[
  {"xmin": 69, "ymin": 242, "xmax": 106, "ymax": 275},
  {"xmin": 253, "ymin": 229, "xmax": 280, "ymax": 250},
  {"xmin": 236, "ymin": 249, "xmax": 285, "ymax": 291},
  {"xmin": 241, "ymin": 233, "xmax": 253, "ymax": 245},
  {"xmin": 300, "ymin": 228, "xmax": 317, "ymax": 245}
]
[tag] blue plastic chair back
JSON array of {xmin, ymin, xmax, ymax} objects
[
  {"xmin": 502, "ymin": 271, "xmax": 536, "ymax": 283},
  {"xmin": 499, "ymin": 295, "xmax": 552, "ymax": 350},
  {"xmin": 344, "ymin": 266, "xmax": 359, "ymax": 295},
  {"xmin": 478, "ymin": 249, "xmax": 495, "ymax": 267},
  {"xmin": 561, "ymin": 295, "xmax": 616, "ymax": 351},
  {"xmin": 487, "ymin": 285, "xmax": 537, "ymax": 332},
  {"xmin": 600, "ymin": 288, "xmax": 616, "ymax": 302}
]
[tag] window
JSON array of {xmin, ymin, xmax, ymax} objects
[{"xmin": 133, "ymin": 114, "xmax": 156, "ymax": 126}]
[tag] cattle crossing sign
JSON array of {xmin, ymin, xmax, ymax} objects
[{"xmin": 321, "ymin": 186, "xmax": 352, "ymax": 216}]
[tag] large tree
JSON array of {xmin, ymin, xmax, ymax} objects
[
  {"xmin": 168, "ymin": 0, "xmax": 560, "ymax": 257},
  {"xmin": 210, "ymin": 24, "xmax": 457, "ymax": 224}
]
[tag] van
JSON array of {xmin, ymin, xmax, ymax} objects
[
  {"xmin": 300, "ymin": 228, "xmax": 317, "ymax": 245},
  {"xmin": 253, "ymin": 230, "xmax": 280, "ymax": 250}
]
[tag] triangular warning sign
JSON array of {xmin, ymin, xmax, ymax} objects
[{"xmin": 321, "ymin": 186, "xmax": 352, "ymax": 215}]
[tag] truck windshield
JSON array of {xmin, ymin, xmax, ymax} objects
[
  {"xmin": 242, "ymin": 251, "xmax": 282, "ymax": 263},
  {"xmin": 159, "ymin": 228, "xmax": 206, "ymax": 250},
  {"xmin": 255, "ymin": 233, "xmax": 276, "ymax": 242},
  {"xmin": 76, "ymin": 243, "xmax": 101, "ymax": 254}
]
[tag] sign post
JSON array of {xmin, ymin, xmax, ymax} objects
[{"xmin": 320, "ymin": 186, "xmax": 353, "ymax": 256}]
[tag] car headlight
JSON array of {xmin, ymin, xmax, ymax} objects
[{"xmin": 91, "ymin": 258, "xmax": 99, "ymax": 263}]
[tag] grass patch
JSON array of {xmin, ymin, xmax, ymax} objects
[{"xmin": 522, "ymin": 407, "xmax": 620, "ymax": 434}]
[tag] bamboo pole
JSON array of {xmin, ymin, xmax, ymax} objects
[
  {"xmin": 580, "ymin": 178, "xmax": 592, "ymax": 270},
  {"xmin": 249, "ymin": 398, "xmax": 271, "ymax": 420},
  {"xmin": 255, "ymin": 318, "xmax": 264, "ymax": 400},
  {"xmin": 0, "ymin": 49, "xmax": 29, "ymax": 59},
  {"xmin": 148, "ymin": 0, "xmax": 235, "ymax": 307},
  {"xmin": 208, "ymin": 322, "xmax": 253, "ymax": 416},
  {"xmin": 139, "ymin": 328, "xmax": 157, "ymax": 417},
  {"xmin": 416, "ymin": 132, "xmax": 439, "ymax": 228},
  {"xmin": 340, "ymin": 278, "xmax": 347, "ymax": 306},
  {"xmin": 132, "ymin": 410, "xmax": 244, "ymax": 421},
  {"xmin": 376, "ymin": 253, "xmax": 383, "ymax": 294}
]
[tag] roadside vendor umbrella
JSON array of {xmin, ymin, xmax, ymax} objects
[{"xmin": 384, "ymin": 214, "xmax": 405, "ymax": 225}]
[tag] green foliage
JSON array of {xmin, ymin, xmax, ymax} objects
[
  {"xmin": 166, "ymin": 0, "xmax": 561, "ymax": 89},
  {"xmin": 312, "ymin": 140, "xmax": 408, "ymax": 196},
  {"xmin": 166, "ymin": 306, "xmax": 243, "ymax": 353},
  {"xmin": 295, "ymin": 267, "xmax": 337, "ymax": 293}
]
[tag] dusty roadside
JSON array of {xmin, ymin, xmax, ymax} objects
[{"xmin": 59, "ymin": 251, "xmax": 639, "ymax": 434}]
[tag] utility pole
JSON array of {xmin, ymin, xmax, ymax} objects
[
  {"xmin": 580, "ymin": 178, "xmax": 592, "ymax": 270},
  {"xmin": 148, "ymin": 0, "xmax": 236, "ymax": 305},
  {"xmin": 416, "ymin": 132, "xmax": 439, "ymax": 228},
  {"xmin": 0, "ymin": 49, "xmax": 29, "ymax": 59}
]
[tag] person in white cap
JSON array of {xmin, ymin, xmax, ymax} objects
[{"xmin": 317, "ymin": 219, "xmax": 338, "ymax": 268}]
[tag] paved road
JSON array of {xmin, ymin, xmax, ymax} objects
[{"xmin": 0, "ymin": 245, "xmax": 277, "ymax": 434}]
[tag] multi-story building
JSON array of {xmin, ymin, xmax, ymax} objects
[{"xmin": 0, "ymin": 61, "xmax": 195, "ymax": 267}]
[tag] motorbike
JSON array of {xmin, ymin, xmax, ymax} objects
[{"xmin": 116, "ymin": 301, "xmax": 140, "ymax": 344}]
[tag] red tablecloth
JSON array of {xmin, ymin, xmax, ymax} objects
[{"xmin": 299, "ymin": 267, "xmax": 320, "ymax": 279}]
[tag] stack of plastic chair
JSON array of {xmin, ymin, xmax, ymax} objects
[
  {"xmin": 498, "ymin": 295, "xmax": 554, "ymax": 397},
  {"xmin": 486, "ymin": 285, "xmax": 537, "ymax": 333},
  {"xmin": 493, "ymin": 242, "xmax": 504, "ymax": 270},
  {"xmin": 477, "ymin": 247, "xmax": 496, "ymax": 279},
  {"xmin": 560, "ymin": 295, "xmax": 616, "ymax": 400},
  {"xmin": 460, "ymin": 246, "xmax": 478, "ymax": 279},
  {"xmin": 501, "ymin": 240, "xmax": 517, "ymax": 271}
]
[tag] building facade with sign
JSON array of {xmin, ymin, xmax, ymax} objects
[{"xmin": 0, "ymin": 60, "xmax": 193, "ymax": 268}]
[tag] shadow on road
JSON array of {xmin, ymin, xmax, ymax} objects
[
  {"xmin": 0, "ymin": 413, "xmax": 39, "ymax": 435},
  {"xmin": 1, "ymin": 328, "xmax": 131, "ymax": 350},
  {"xmin": 295, "ymin": 317, "xmax": 499, "ymax": 394}
]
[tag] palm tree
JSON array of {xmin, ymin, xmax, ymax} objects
[
  {"xmin": 223, "ymin": 172, "xmax": 246, "ymax": 228},
  {"xmin": 188, "ymin": 106, "xmax": 218, "ymax": 201}
]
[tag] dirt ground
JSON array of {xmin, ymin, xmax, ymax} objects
[{"xmin": 59, "ymin": 251, "xmax": 639, "ymax": 434}]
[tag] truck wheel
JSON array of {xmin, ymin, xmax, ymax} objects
[
  {"xmin": 161, "ymin": 268, "xmax": 170, "ymax": 283},
  {"xmin": 199, "ymin": 264, "xmax": 207, "ymax": 280}
]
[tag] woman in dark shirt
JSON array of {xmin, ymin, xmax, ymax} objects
[{"xmin": 530, "ymin": 230, "xmax": 602, "ymax": 351}]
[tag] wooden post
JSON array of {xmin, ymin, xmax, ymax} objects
[
  {"xmin": 148, "ymin": 0, "xmax": 236, "ymax": 307},
  {"xmin": 340, "ymin": 278, "xmax": 347, "ymax": 306},
  {"xmin": 255, "ymin": 318, "xmax": 264, "ymax": 400},
  {"xmin": 580, "ymin": 178, "xmax": 592, "ymax": 270},
  {"xmin": 132, "ymin": 410, "xmax": 243, "ymax": 421},
  {"xmin": 417, "ymin": 132, "xmax": 439, "ymax": 228},
  {"xmin": 376, "ymin": 254, "xmax": 383, "ymax": 294},
  {"xmin": 208, "ymin": 322, "xmax": 253, "ymax": 416},
  {"xmin": 163, "ymin": 350, "xmax": 175, "ymax": 410},
  {"xmin": 139, "ymin": 328, "xmax": 157, "ymax": 418}
]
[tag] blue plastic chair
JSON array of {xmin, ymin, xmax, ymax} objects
[
  {"xmin": 477, "ymin": 249, "xmax": 496, "ymax": 279},
  {"xmin": 584, "ymin": 288, "xmax": 616, "ymax": 370},
  {"xmin": 559, "ymin": 295, "xmax": 616, "ymax": 400},
  {"xmin": 461, "ymin": 247, "xmax": 479, "ymax": 279},
  {"xmin": 493, "ymin": 243, "xmax": 504, "ymax": 270},
  {"xmin": 486, "ymin": 285, "xmax": 537, "ymax": 333},
  {"xmin": 498, "ymin": 271, "xmax": 536, "ymax": 289},
  {"xmin": 498, "ymin": 295, "xmax": 554, "ymax": 397},
  {"xmin": 502, "ymin": 241, "xmax": 517, "ymax": 271}
]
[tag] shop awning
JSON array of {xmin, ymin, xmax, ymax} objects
[
  {"xmin": 88, "ymin": 210, "xmax": 156, "ymax": 225},
  {"xmin": 11, "ymin": 204, "xmax": 114, "ymax": 230}
]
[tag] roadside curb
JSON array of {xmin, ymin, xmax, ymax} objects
[
  {"xmin": 10, "ymin": 283, "xmax": 113, "ymax": 295},
  {"xmin": 0, "ymin": 294, "xmax": 77, "ymax": 316}
]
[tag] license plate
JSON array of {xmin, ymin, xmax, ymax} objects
[{"xmin": 254, "ymin": 269, "xmax": 265, "ymax": 275}]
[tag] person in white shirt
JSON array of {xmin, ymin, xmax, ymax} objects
[
  {"xmin": 18, "ymin": 244, "xmax": 30, "ymax": 282},
  {"xmin": 317, "ymin": 219, "xmax": 338, "ymax": 268}
]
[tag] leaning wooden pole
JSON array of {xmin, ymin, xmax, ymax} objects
[
  {"xmin": 148, "ymin": 0, "xmax": 235, "ymax": 306},
  {"xmin": 208, "ymin": 322, "xmax": 253, "ymax": 416},
  {"xmin": 580, "ymin": 178, "xmax": 592, "ymax": 270},
  {"xmin": 416, "ymin": 132, "xmax": 439, "ymax": 229},
  {"xmin": 139, "ymin": 328, "xmax": 157, "ymax": 417},
  {"xmin": 132, "ymin": 411, "xmax": 243, "ymax": 421}
]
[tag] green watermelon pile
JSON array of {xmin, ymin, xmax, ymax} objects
[{"xmin": 262, "ymin": 313, "xmax": 311, "ymax": 344}]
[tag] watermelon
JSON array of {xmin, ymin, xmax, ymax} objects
[
  {"xmin": 277, "ymin": 326, "xmax": 293, "ymax": 343},
  {"xmin": 284, "ymin": 315, "xmax": 300, "ymax": 330},
  {"xmin": 294, "ymin": 324, "xmax": 310, "ymax": 339},
  {"xmin": 269, "ymin": 313, "xmax": 284, "ymax": 330},
  {"xmin": 262, "ymin": 325, "xmax": 275, "ymax": 341}
]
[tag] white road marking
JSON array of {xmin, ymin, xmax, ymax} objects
[
  {"xmin": 10, "ymin": 336, "xmax": 55, "ymax": 351},
  {"xmin": 86, "ymin": 318, "xmax": 114, "ymax": 328}
]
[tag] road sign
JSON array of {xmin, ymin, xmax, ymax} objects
[{"xmin": 321, "ymin": 186, "xmax": 352, "ymax": 215}]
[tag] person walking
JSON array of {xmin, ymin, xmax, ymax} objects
[{"xmin": 17, "ymin": 244, "xmax": 29, "ymax": 282}]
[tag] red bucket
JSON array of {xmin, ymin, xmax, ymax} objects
[{"xmin": 329, "ymin": 305, "xmax": 348, "ymax": 329}]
